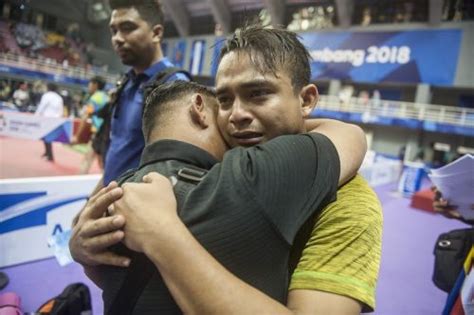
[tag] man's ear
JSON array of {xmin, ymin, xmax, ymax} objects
[
  {"xmin": 299, "ymin": 84, "xmax": 319, "ymax": 118},
  {"xmin": 189, "ymin": 94, "xmax": 209, "ymax": 128},
  {"xmin": 152, "ymin": 24, "xmax": 164, "ymax": 44}
]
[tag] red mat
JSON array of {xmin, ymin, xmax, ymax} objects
[
  {"xmin": 410, "ymin": 188, "xmax": 436, "ymax": 213},
  {"xmin": 0, "ymin": 136, "xmax": 101, "ymax": 179}
]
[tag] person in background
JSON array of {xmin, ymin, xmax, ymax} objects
[
  {"xmin": 35, "ymin": 82, "xmax": 64, "ymax": 162},
  {"xmin": 83, "ymin": 0, "xmax": 189, "ymax": 197},
  {"xmin": 0, "ymin": 80, "xmax": 12, "ymax": 102},
  {"xmin": 31, "ymin": 80, "xmax": 47, "ymax": 111},
  {"xmin": 12, "ymin": 81, "xmax": 30, "ymax": 111},
  {"xmin": 73, "ymin": 76, "xmax": 109, "ymax": 173}
]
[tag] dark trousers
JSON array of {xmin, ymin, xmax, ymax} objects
[{"xmin": 43, "ymin": 141, "xmax": 54, "ymax": 161}]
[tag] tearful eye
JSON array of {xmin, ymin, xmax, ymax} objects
[
  {"xmin": 250, "ymin": 90, "xmax": 270, "ymax": 98},
  {"xmin": 217, "ymin": 96, "xmax": 232, "ymax": 109}
]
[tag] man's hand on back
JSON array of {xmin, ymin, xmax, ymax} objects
[
  {"xmin": 69, "ymin": 182, "xmax": 130, "ymax": 267},
  {"xmin": 113, "ymin": 172, "xmax": 179, "ymax": 254}
]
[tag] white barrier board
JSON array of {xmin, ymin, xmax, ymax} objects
[
  {"xmin": 0, "ymin": 175, "xmax": 100, "ymax": 267},
  {"xmin": 0, "ymin": 111, "xmax": 73, "ymax": 143}
]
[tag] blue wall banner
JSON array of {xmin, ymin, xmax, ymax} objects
[
  {"xmin": 211, "ymin": 37, "xmax": 225, "ymax": 76},
  {"xmin": 189, "ymin": 40, "xmax": 206, "ymax": 76},
  {"xmin": 171, "ymin": 40, "xmax": 187, "ymax": 69},
  {"xmin": 300, "ymin": 29, "xmax": 462, "ymax": 85},
  {"xmin": 161, "ymin": 42, "xmax": 169, "ymax": 59}
]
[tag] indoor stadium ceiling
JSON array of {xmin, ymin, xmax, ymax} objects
[
  {"xmin": 16, "ymin": 0, "xmax": 438, "ymax": 38},
  {"xmin": 160, "ymin": 0, "xmax": 336, "ymax": 36}
]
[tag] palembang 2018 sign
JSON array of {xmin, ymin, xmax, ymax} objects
[{"xmin": 300, "ymin": 29, "xmax": 462, "ymax": 85}]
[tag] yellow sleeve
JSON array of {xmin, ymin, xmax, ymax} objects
[{"xmin": 289, "ymin": 174, "xmax": 383, "ymax": 311}]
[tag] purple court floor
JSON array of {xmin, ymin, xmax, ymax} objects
[{"xmin": 1, "ymin": 182, "xmax": 469, "ymax": 314}]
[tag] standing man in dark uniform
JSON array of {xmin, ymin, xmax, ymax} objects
[{"xmin": 90, "ymin": 0, "xmax": 189, "ymax": 195}]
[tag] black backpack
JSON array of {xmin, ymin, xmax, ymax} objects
[
  {"xmin": 432, "ymin": 227, "xmax": 474, "ymax": 292},
  {"xmin": 95, "ymin": 67, "xmax": 192, "ymax": 166},
  {"xmin": 37, "ymin": 283, "xmax": 92, "ymax": 315}
]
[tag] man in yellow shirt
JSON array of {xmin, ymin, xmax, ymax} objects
[{"xmin": 71, "ymin": 24, "xmax": 382, "ymax": 314}]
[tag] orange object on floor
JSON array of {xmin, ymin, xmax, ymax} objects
[
  {"xmin": 411, "ymin": 188, "xmax": 436, "ymax": 213},
  {"xmin": 73, "ymin": 118, "xmax": 92, "ymax": 143}
]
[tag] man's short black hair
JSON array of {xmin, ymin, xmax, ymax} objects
[
  {"xmin": 219, "ymin": 23, "xmax": 312, "ymax": 92},
  {"xmin": 142, "ymin": 80, "xmax": 216, "ymax": 142},
  {"xmin": 47, "ymin": 82, "xmax": 58, "ymax": 92},
  {"xmin": 90, "ymin": 76, "xmax": 106, "ymax": 90},
  {"xmin": 108, "ymin": 0, "xmax": 164, "ymax": 27}
]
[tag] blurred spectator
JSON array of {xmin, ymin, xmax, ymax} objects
[
  {"xmin": 73, "ymin": 76, "xmax": 109, "ymax": 173},
  {"xmin": 31, "ymin": 80, "xmax": 46, "ymax": 108},
  {"xmin": 12, "ymin": 81, "xmax": 30, "ymax": 110},
  {"xmin": 358, "ymin": 90, "xmax": 371, "ymax": 107},
  {"xmin": 60, "ymin": 89, "xmax": 74, "ymax": 117},
  {"xmin": 372, "ymin": 90, "xmax": 381, "ymax": 107},
  {"xmin": 287, "ymin": 5, "xmax": 334, "ymax": 31},
  {"xmin": 361, "ymin": 7, "xmax": 372, "ymax": 26},
  {"xmin": 35, "ymin": 82, "xmax": 64, "ymax": 162},
  {"xmin": 0, "ymin": 80, "xmax": 12, "ymax": 101},
  {"xmin": 69, "ymin": 92, "xmax": 84, "ymax": 118},
  {"xmin": 14, "ymin": 22, "xmax": 46, "ymax": 51},
  {"xmin": 67, "ymin": 23, "xmax": 82, "ymax": 44},
  {"xmin": 214, "ymin": 23, "xmax": 224, "ymax": 36},
  {"xmin": 338, "ymin": 85, "xmax": 354, "ymax": 106}
]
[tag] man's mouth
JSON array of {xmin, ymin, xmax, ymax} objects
[
  {"xmin": 231, "ymin": 131, "xmax": 264, "ymax": 147},
  {"xmin": 116, "ymin": 47, "xmax": 130, "ymax": 56}
]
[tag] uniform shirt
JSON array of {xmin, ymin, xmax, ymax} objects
[
  {"xmin": 102, "ymin": 133, "xmax": 340, "ymax": 314},
  {"xmin": 103, "ymin": 58, "xmax": 189, "ymax": 185},
  {"xmin": 35, "ymin": 91, "xmax": 64, "ymax": 118},
  {"xmin": 289, "ymin": 174, "xmax": 383, "ymax": 311},
  {"xmin": 86, "ymin": 90, "xmax": 109, "ymax": 131}
]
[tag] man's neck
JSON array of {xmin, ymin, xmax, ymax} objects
[
  {"xmin": 132, "ymin": 50, "xmax": 164, "ymax": 74},
  {"xmin": 149, "ymin": 131, "xmax": 223, "ymax": 161}
]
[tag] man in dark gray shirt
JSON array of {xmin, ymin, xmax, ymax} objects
[
  {"xmin": 70, "ymin": 25, "xmax": 368, "ymax": 314},
  {"xmin": 71, "ymin": 78, "xmax": 364, "ymax": 314}
]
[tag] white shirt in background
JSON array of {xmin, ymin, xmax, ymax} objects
[{"xmin": 35, "ymin": 91, "xmax": 64, "ymax": 118}]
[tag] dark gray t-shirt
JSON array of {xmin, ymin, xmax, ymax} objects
[{"xmin": 102, "ymin": 133, "xmax": 340, "ymax": 314}]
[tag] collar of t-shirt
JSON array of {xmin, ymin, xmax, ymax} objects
[
  {"xmin": 139, "ymin": 139, "xmax": 218, "ymax": 170},
  {"xmin": 126, "ymin": 57, "xmax": 175, "ymax": 85}
]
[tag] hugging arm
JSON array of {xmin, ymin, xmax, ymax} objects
[
  {"xmin": 69, "ymin": 182, "xmax": 130, "ymax": 288},
  {"xmin": 120, "ymin": 174, "xmax": 376, "ymax": 315},
  {"xmin": 116, "ymin": 123, "xmax": 369, "ymax": 314},
  {"xmin": 305, "ymin": 118, "xmax": 367, "ymax": 185}
]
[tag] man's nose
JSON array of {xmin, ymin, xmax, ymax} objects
[
  {"xmin": 112, "ymin": 32, "xmax": 124, "ymax": 46},
  {"xmin": 229, "ymin": 100, "xmax": 253, "ymax": 128}
]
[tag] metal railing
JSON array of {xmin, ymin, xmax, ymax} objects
[
  {"xmin": 0, "ymin": 53, "xmax": 119, "ymax": 83},
  {"xmin": 317, "ymin": 95, "xmax": 474, "ymax": 127}
]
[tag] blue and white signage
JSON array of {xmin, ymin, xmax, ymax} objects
[
  {"xmin": 0, "ymin": 175, "xmax": 100, "ymax": 267},
  {"xmin": 189, "ymin": 40, "xmax": 206, "ymax": 76},
  {"xmin": 300, "ymin": 29, "xmax": 462, "ymax": 85},
  {"xmin": 171, "ymin": 40, "xmax": 187, "ymax": 68},
  {"xmin": 0, "ymin": 111, "xmax": 73, "ymax": 143}
]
